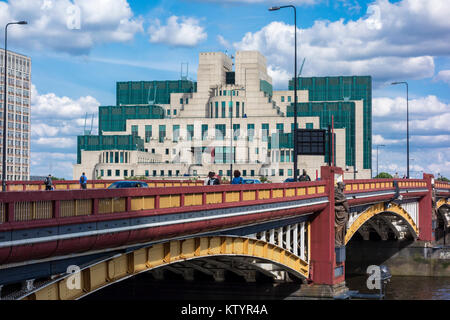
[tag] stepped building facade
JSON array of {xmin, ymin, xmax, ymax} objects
[{"xmin": 74, "ymin": 51, "xmax": 372, "ymax": 182}]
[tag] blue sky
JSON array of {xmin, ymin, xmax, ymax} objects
[{"xmin": 1, "ymin": 0, "xmax": 449, "ymax": 179}]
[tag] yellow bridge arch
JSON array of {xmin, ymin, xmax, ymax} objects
[
  {"xmin": 345, "ymin": 202, "xmax": 419, "ymax": 245},
  {"xmin": 22, "ymin": 236, "xmax": 309, "ymax": 300},
  {"xmin": 437, "ymin": 198, "xmax": 449, "ymax": 210}
]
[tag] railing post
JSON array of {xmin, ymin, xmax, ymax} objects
[
  {"xmin": 92, "ymin": 198, "xmax": 99, "ymax": 215},
  {"xmin": 6, "ymin": 202, "xmax": 14, "ymax": 222},
  {"xmin": 419, "ymin": 173, "xmax": 434, "ymax": 241},
  {"xmin": 125, "ymin": 196, "xmax": 132, "ymax": 212},
  {"xmin": 53, "ymin": 200, "xmax": 60, "ymax": 219}
]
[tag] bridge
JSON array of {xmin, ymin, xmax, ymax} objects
[{"xmin": 0, "ymin": 166, "xmax": 449, "ymax": 300}]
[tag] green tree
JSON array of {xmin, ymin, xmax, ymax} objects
[
  {"xmin": 437, "ymin": 176, "xmax": 450, "ymax": 182},
  {"xmin": 375, "ymin": 172, "xmax": 392, "ymax": 179}
]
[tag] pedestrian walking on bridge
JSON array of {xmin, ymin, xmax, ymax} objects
[{"xmin": 80, "ymin": 172, "xmax": 87, "ymax": 189}]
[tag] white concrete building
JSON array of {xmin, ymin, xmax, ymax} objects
[
  {"xmin": 0, "ymin": 49, "xmax": 31, "ymax": 181},
  {"xmin": 74, "ymin": 51, "xmax": 371, "ymax": 182}
]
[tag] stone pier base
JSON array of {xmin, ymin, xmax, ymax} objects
[{"xmin": 290, "ymin": 282, "xmax": 349, "ymax": 299}]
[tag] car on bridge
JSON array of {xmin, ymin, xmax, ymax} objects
[
  {"xmin": 243, "ymin": 178, "xmax": 261, "ymax": 184},
  {"xmin": 107, "ymin": 181, "xmax": 149, "ymax": 189},
  {"xmin": 284, "ymin": 178, "xmax": 295, "ymax": 183}
]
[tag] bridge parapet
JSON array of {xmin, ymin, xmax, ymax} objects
[
  {"xmin": 344, "ymin": 178, "xmax": 427, "ymax": 193},
  {"xmin": 0, "ymin": 181, "xmax": 328, "ymax": 225},
  {"xmin": 435, "ymin": 181, "xmax": 450, "ymax": 197},
  {"xmin": 4, "ymin": 179, "xmax": 205, "ymax": 192}
]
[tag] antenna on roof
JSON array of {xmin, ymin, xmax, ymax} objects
[
  {"xmin": 90, "ymin": 113, "xmax": 94, "ymax": 134},
  {"xmin": 298, "ymin": 57, "xmax": 306, "ymax": 77}
]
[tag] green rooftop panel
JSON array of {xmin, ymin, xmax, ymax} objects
[
  {"xmin": 99, "ymin": 104, "xmax": 165, "ymax": 133},
  {"xmin": 77, "ymin": 134, "xmax": 144, "ymax": 164},
  {"xmin": 117, "ymin": 80, "xmax": 197, "ymax": 106},
  {"xmin": 289, "ymin": 76, "xmax": 372, "ymax": 170}
]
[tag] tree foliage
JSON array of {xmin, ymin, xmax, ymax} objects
[{"xmin": 375, "ymin": 172, "xmax": 393, "ymax": 179}]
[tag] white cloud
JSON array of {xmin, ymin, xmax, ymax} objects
[
  {"xmin": 0, "ymin": 0, "xmax": 143, "ymax": 54},
  {"xmin": 435, "ymin": 70, "xmax": 450, "ymax": 85},
  {"xmin": 31, "ymin": 84, "xmax": 100, "ymax": 178},
  {"xmin": 217, "ymin": 35, "xmax": 231, "ymax": 49},
  {"xmin": 372, "ymin": 134, "xmax": 403, "ymax": 145},
  {"xmin": 233, "ymin": 0, "xmax": 450, "ymax": 87},
  {"xmin": 373, "ymin": 95, "xmax": 449, "ymax": 118},
  {"xmin": 148, "ymin": 15, "xmax": 207, "ymax": 47},
  {"xmin": 199, "ymin": 0, "xmax": 317, "ymax": 4},
  {"xmin": 31, "ymin": 85, "xmax": 99, "ymax": 119}
]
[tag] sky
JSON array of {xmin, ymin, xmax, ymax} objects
[{"xmin": 1, "ymin": 0, "xmax": 449, "ymax": 179}]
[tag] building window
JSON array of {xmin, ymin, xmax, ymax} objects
[
  {"xmin": 288, "ymin": 169, "xmax": 293, "ymax": 176},
  {"xmin": 281, "ymin": 96, "xmax": 285, "ymax": 102},
  {"xmin": 167, "ymin": 109, "xmax": 171, "ymax": 116},
  {"xmin": 243, "ymin": 170, "xmax": 247, "ymax": 176},
  {"xmin": 160, "ymin": 170, "xmax": 164, "ymax": 176},
  {"xmin": 276, "ymin": 123, "xmax": 284, "ymax": 133},
  {"xmin": 262, "ymin": 123, "xmax": 269, "ymax": 142},
  {"xmin": 279, "ymin": 169, "xmax": 284, "ymax": 176},
  {"xmin": 233, "ymin": 124, "xmax": 240, "ymax": 141},
  {"xmin": 215, "ymin": 102, "xmax": 219, "ymax": 118},
  {"xmin": 221, "ymin": 101, "xmax": 226, "ymax": 118},
  {"xmin": 187, "ymin": 124, "xmax": 194, "ymax": 141},
  {"xmin": 173, "ymin": 125, "xmax": 180, "ymax": 142},
  {"xmin": 145, "ymin": 170, "xmax": 149, "ymax": 177},
  {"xmin": 306, "ymin": 122, "xmax": 314, "ymax": 129},
  {"xmin": 185, "ymin": 98, "xmax": 189, "ymax": 104},
  {"xmin": 288, "ymin": 96, "xmax": 291, "ymax": 102},
  {"xmin": 165, "ymin": 148, "xmax": 169, "ymax": 155},
  {"xmin": 100, "ymin": 169, "xmax": 104, "ymax": 176},
  {"xmin": 145, "ymin": 125, "xmax": 152, "ymax": 142},
  {"xmin": 124, "ymin": 170, "xmax": 128, "ymax": 177},
  {"xmin": 168, "ymin": 170, "xmax": 172, "ymax": 177},
  {"xmin": 176, "ymin": 170, "xmax": 180, "ymax": 176},
  {"xmin": 280, "ymin": 150, "xmax": 285, "ymax": 162},
  {"xmin": 159, "ymin": 125, "xmax": 166, "ymax": 143},
  {"xmin": 152, "ymin": 148, "xmax": 155, "ymax": 154},
  {"xmin": 215, "ymin": 124, "xmax": 225, "ymax": 140},
  {"xmin": 131, "ymin": 125, "xmax": 138, "ymax": 136},
  {"xmin": 174, "ymin": 109, "xmax": 177, "ymax": 115},
  {"xmin": 202, "ymin": 124, "xmax": 208, "ymax": 140},
  {"xmin": 180, "ymin": 98, "xmax": 183, "ymax": 104},
  {"xmin": 153, "ymin": 170, "xmax": 157, "ymax": 177},
  {"xmin": 115, "ymin": 169, "xmax": 120, "ymax": 177},
  {"xmin": 247, "ymin": 124, "xmax": 254, "ymax": 142},
  {"xmin": 251, "ymin": 170, "xmax": 255, "ymax": 177},
  {"xmin": 219, "ymin": 170, "xmax": 223, "ymax": 176}
]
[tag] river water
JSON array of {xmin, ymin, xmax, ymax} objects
[
  {"xmin": 85, "ymin": 270, "xmax": 450, "ymax": 300},
  {"xmin": 346, "ymin": 274, "xmax": 450, "ymax": 300}
]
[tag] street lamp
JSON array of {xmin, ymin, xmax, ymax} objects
[
  {"xmin": 269, "ymin": 5, "xmax": 298, "ymax": 181},
  {"xmin": 229, "ymin": 87, "xmax": 245, "ymax": 181},
  {"xmin": 391, "ymin": 81, "xmax": 409, "ymax": 179},
  {"xmin": 3, "ymin": 21, "xmax": 27, "ymax": 191},
  {"xmin": 376, "ymin": 144, "xmax": 385, "ymax": 177}
]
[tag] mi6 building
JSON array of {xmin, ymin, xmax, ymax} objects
[{"xmin": 74, "ymin": 51, "xmax": 372, "ymax": 182}]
